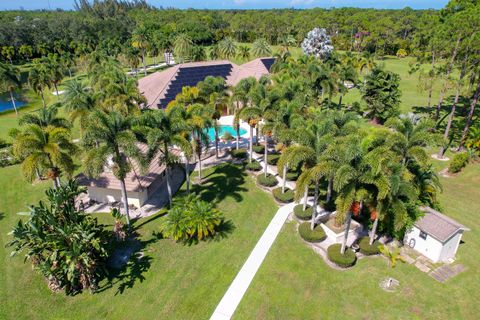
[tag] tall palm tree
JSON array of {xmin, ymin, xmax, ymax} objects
[
  {"xmin": 82, "ymin": 110, "xmax": 145, "ymax": 228},
  {"xmin": 62, "ymin": 79, "xmax": 96, "ymax": 132},
  {"xmin": 251, "ymin": 38, "xmax": 272, "ymax": 57},
  {"xmin": 132, "ymin": 25, "xmax": 151, "ymax": 76},
  {"xmin": 13, "ymin": 124, "xmax": 76, "ymax": 188},
  {"xmin": 218, "ymin": 37, "xmax": 237, "ymax": 60},
  {"xmin": 136, "ymin": 108, "xmax": 192, "ymax": 207},
  {"xmin": 174, "ymin": 33, "xmax": 193, "ymax": 63},
  {"xmin": 239, "ymin": 105, "xmax": 262, "ymax": 163},
  {"xmin": 47, "ymin": 54, "xmax": 65, "ymax": 98},
  {"xmin": 278, "ymin": 35, "xmax": 296, "ymax": 53},
  {"xmin": 0, "ymin": 62, "xmax": 21, "ymax": 116},
  {"xmin": 29, "ymin": 60, "xmax": 52, "ymax": 109}
]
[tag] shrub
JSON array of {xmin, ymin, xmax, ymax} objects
[
  {"xmin": 252, "ymin": 144, "xmax": 265, "ymax": 154},
  {"xmin": 160, "ymin": 194, "xmax": 224, "ymax": 242},
  {"xmin": 267, "ymin": 154, "xmax": 280, "ymax": 165},
  {"xmin": 294, "ymin": 204, "xmax": 313, "ymax": 220},
  {"xmin": 231, "ymin": 148, "xmax": 248, "ymax": 159},
  {"xmin": 327, "ymin": 243, "xmax": 357, "ymax": 268},
  {"xmin": 448, "ymin": 152, "xmax": 469, "ymax": 173},
  {"xmin": 246, "ymin": 161, "xmax": 262, "ymax": 171},
  {"xmin": 0, "ymin": 138, "xmax": 9, "ymax": 149},
  {"xmin": 257, "ymin": 174, "xmax": 278, "ymax": 187},
  {"xmin": 396, "ymin": 48, "xmax": 408, "ymax": 58},
  {"xmin": 286, "ymin": 171, "xmax": 300, "ymax": 181},
  {"xmin": 272, "ymin": 187, "xmax": 294, "ymax": 203},
  {"xmin": 358, "ymin": 237, "xmax": 381, "ymax": 255},
  {"xmin": 298, "ymin": 222, "xmax": 327, "ymax": 242}
]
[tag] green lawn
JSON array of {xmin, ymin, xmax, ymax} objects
[
  {"xmin": 0, "ymin": 163, "xmax": 279, "ymax": 319},
  {"xmin": 234, "ymin": 160, "xmax": 480, "ymax": 320}
]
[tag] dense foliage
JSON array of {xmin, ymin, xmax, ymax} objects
[
  {"xmin": 358, "ymin": 237, "xmax": 381, "ymax": 255},
  {"xmin": 272, "ymin": 187, "xmax": 295, "ymax": 203},
  {"xmin": 448, "ymin": 152, "xmax": 470, "ymax": 173},
  {"xmin": 8, "ymin": 180, "xmax": 110, "ymax": 294},
  {"xmin": 293, "ymin": 205, "xmax": 313, "ymax": 220},
  {"xmin": 257, "ymin": 174, "xmax": 278, "ymax": 187},
  {"xmin": 327, "ymin": 244, "xmax": 357, "ymax": 267}
]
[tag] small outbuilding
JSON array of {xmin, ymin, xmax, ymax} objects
[{"xmin": 404, "ymin": 207, "xmax": 470, "ymax": 263}]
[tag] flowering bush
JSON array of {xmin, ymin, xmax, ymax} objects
[{"xmin": 301, "ymin": 27, "xmax": 334, "ymax": 60}]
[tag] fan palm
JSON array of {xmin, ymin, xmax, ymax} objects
[
  {"xmin": 82, "ymin": 110, "xmax": 146, "ymax": 228},
  {"xmin": 218, "ymin": 37, "xmax": 237, "ymax": 59},
  {"xmin": 0, "ymin": 62, "xmax": 21, "ymax": 115},
  {"xmin": 13, "ymin": 124, "xmax": 77, "ymax": 188},
  {"xmin": 251, "ymin": 38, "xmax": 272, "ymax": 57}
]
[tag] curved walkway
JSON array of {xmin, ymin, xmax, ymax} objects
[{"xmin": 210, "ymin": 202, "xmax": 296, "ymax": 320}]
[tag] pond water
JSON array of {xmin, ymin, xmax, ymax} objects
[
  {"xmin": 0, "ymin": 92, "xmax": 27, "ymax": 112},
  {"xmin": 205, "ymin": 125, "xmax": 247, "ymax": 142}
]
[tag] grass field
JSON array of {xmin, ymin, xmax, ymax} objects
[
  {"xmin": 0, "ymin": 163, "xmax": 278, "ymax": 319},
  {"xmin": 234, "ymin": 158, "xmax": 480, "ymax": 320}
]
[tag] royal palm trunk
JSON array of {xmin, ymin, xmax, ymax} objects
[
  {"xmin": 249, "ymin": 126, "xmax": 253, "ymax": 163},
  {"xmin": 185, "ymin": 157, "xmax": 190, "ymax": 194},
  {"xmin": 303, "ymin": 185, "xmax": 308, "ymax": 211},
  {"xmin": 310, "ymin": 181, "xmax": 319, "ymax": 230},
  {"xmin": 264, "ymin": 137, "xmax": 268, "ymax": 178},
  {"xmin": 340, "ymin": 212, "xmax": 352, "ymax": 254},
  {"xmin": 119, "ymin": 178, "xmax": 131, "ymax": 228},
  {"xmin": 369, "ymin": 217, "xmax": 379, "ymax": 245}
]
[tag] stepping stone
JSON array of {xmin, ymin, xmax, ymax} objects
[
  {"xmin": 402, "ymin": 254, "xmax": 416, "ymax": 264},
  {"xmin": 415, "ymin": 261, "xmax": 431, "ymax": 273}
]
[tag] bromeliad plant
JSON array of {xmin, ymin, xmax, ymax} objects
[
  {"xmin": 8, "ymin": 180, "xmax": 110, "ymax": 294},
  {"xmin": 159, "ymin": 194, "xmax": 224, "ymax": 242}
]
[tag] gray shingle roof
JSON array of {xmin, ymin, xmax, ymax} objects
[{"xmin": 416, "ymin": 207, "xmax": 470, "ymax": 243}]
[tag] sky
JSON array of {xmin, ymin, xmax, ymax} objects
[{"xmin": 0, "ymin": 0, "xmax": 450, "ymax": 11}]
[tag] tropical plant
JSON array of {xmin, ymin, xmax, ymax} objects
[
  {"xmin": 13, "ymin": 124, "xmax": 76, "ymax": 187},
  {"xmin": 82, "ymin": 110, "xmax": 146, "ymax": 228},
  {"xmin": 238, "ymin": 45, "xmax": 250, "ymax": 60},
  {"xmin": 301, "ymin": 28, "xmax": 334, "ymax": 60},
  {"xmin": 173, "ymin": 33, "xmax": 193, "ymax": 63},
  {"xmin": 362, "ymin": 67, "xmax": 401, "ymax": 123},
  {"xmin": 218, "ymin": 37, "xmax": 237, "ymax": 59},
  {"xmin": 111, "ymin": 208, "xmax": 126, "ymax": 242},
  {"xmin": 8, "ymin": 180, "xmax": 109, "ymax": 294},
  {"xmin": 159, "ymin": 194, "xmax": 224, "ymax": 242},
  {"xmin": 251, "ymin": 38, "xmax": 272, "ymax": 57},
  {"xmin": 132, "ymin": 25, "xmax": 151, "ymax": 75},
  {"xmin": 62, "ymin": 79, "xmax": 96, "ymax": 132},
  {"xmin": 136, "ymin": 108, "xmax": 192, "ymax": 207},
  {"xmin": 29, "ymin": 59, "xmax": 52, "ymax": 109},
  {"xmin": 0, "ymin": 62, "xmax": 21, "ymax": 115},
  {"xmin": 379, "ymin": 244, "xmax": 406, "ymax": 268},
  {"xmin": 18, "ymin": 104, "xmax": 70, "ymax": 129},
  {"xmin": 239, "ymin": 105, "xmax": 262, "ymax": 163}
]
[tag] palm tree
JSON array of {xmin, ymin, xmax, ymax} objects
[
  {"xmin": 174, "ymin": 33, "xmax": 193, "ymax": 63},
  {"xmin": 132, "ymin": 25, "xmax": 151, "ymax": 76},
  {"xmin": 279, "ymin": 35, "xmax": 296, "ymax": 53},
  {"xmin": 82, "ymin": 110, "xmax": 145, "ymax": 228},
  {"xmin": 62, "ymin": 79, "xmax": 96, "ymax": 132},
  {"xmin": 251, "ymin": 38, "xmax": 272, "ymax": 57},
  {"xmin": 13, "ymin": 124, "xmax": 77, "ymax": 188},
  {"xmin": 333, "ymin": 133, "xmax": 391, "ymax": 254},
  {"xmin": 209, "ymin": 44, "xmax": 220, "ymax": 60},
  {"xmin": 218, "ymin": 37, "xmax": 237, "ymax": 60},
  {"xmin": 136, "ymin": 108, "xmax": 192, "ymax": 208},
  {"xmin": 239, "ymin": 105, "xmax": 262, "ymax": 163},
  {"xmin": 46, "ymin": 54, "xmax": 65, "ymax": 98},
  {"xmin": 0, "ymin": 62, "xmax": 21, "ymax": 116},
  {"xmin": 29, "ymin": 60, "xmax": 52, "ymax": 109},
  {"xmin": 238, "ymin": 45, "xmax": 250, "ymax": 61},
  {"xmin": 385, "ymin": 115, "xmax": 440, "ymax": 167},
  {"xmin": 19, "ymin": 104, "xmax": 70, "ymax": 129},
  {"xmin": 252, "ymin": 38, "xmax": 272, "ymax": 57}
]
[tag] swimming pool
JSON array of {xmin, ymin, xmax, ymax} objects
[{"xmin": 205, "ymin": 125, "xmax": 247, "ymax": 142}]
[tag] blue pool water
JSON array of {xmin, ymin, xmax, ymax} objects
[
  {"xmin": 205, "ymin": 125, "xmax": 247, "ymax": 142},
  {"xmin": 0, "ymin": 93, "xmax": 27, "ymax": 112}
]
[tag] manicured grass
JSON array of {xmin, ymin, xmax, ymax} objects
[
  {"xmin": 0, "ymin": 163, "xmax": 278, "ymax": 319},
  {"xmin": 234, "ymin": 161, "xmax": 480, "ymax": 319}
]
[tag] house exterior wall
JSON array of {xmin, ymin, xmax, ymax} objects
[
  {"xmin": 439, "ymin": 232, "xmax": 463, "ymax": 262},
  {"xmin": 404, "ymin": 226, "xmax": 444, "ymax": 262},
  {"xmin": 87, "ymin": 187, "xmax": 148, "ymax": 208}
]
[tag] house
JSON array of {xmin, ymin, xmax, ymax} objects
[
  {"xmin": 137, "ymin": 57, "xmax": 275, "ymax": 109},
  {"xmin": 77, "ymin": 145, "xmax": 181, "ymax": 208},
  {"xmin": 404, "ymin": 207, "xmax": 470, "ymax": 263}
]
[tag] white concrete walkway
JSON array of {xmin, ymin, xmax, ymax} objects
[{"xmin": 210, "ymin": 202, "xmax": 296, "ymax": 320}]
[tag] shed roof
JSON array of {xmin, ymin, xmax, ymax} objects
[{"xmin": 416, "ymin": 207, "xmax": 470, "ymax": 243}]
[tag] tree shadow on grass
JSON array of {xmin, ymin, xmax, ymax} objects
[
  {"xmin": 0, "ymin": 212, "xmax": 4, "ymax": 221},
  {"xmin": 190, "ymin": 163, "xmax": 248, "ymax": 204}
]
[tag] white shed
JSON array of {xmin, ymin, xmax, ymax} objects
[{"xmin": 404, "ymin": 207, "xmax": 470, "ymax": 263}]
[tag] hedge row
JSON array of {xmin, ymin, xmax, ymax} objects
[
  {"xmin": 327, "ymin": 244, "xmax": 357, "ymax": 268},
  {"xmin": 252, "ymin": 144, "xmax": 265, "ymax": 154},
  {"xmin": 298, "ymin": 222, "xmax": 327, "ymax": 242},
  {"xmin": 231, "ymin": 148, "xmax": 248, "ymax": 159},
  {"xmin": 272, "ymin": 187, "xmax": 294, "ymax": 203},
  {"xmin": 267, "ymin": 154, "xmax": 280, "ymax": 165}
]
